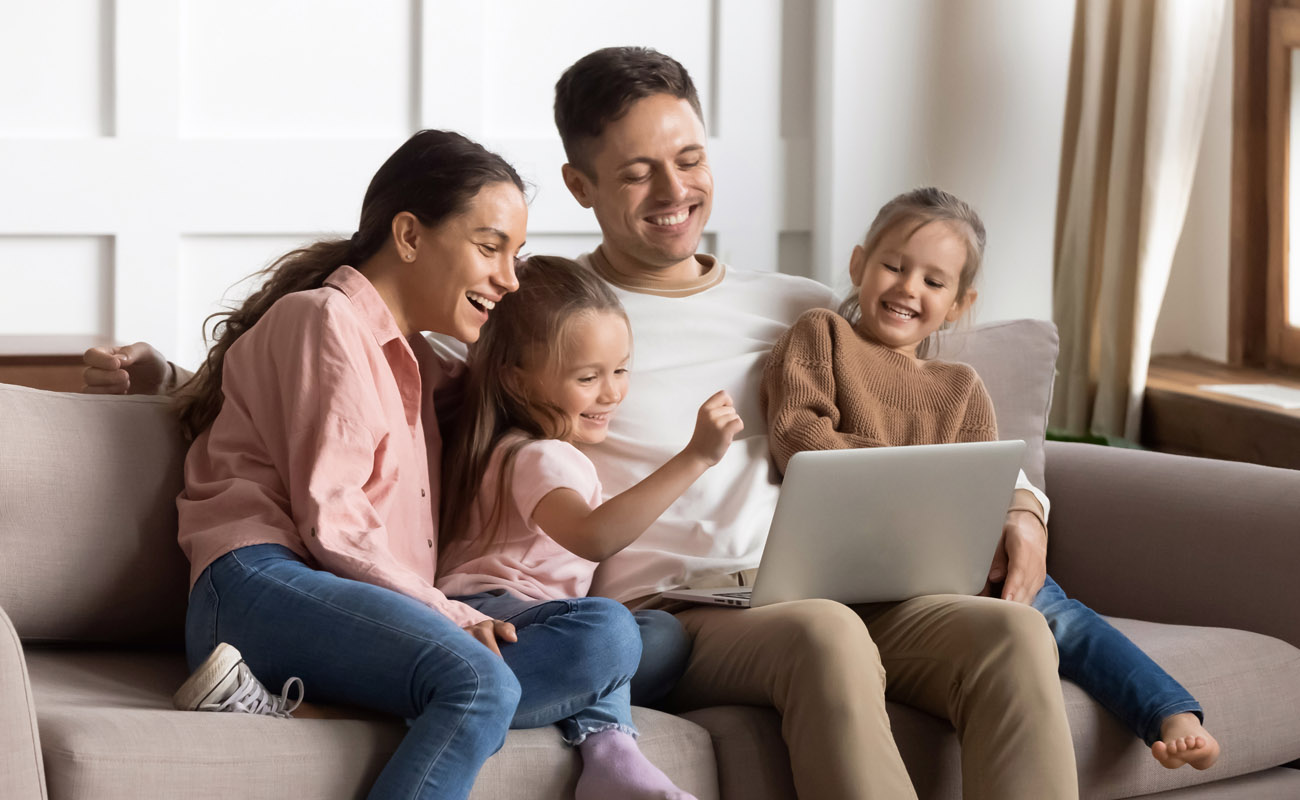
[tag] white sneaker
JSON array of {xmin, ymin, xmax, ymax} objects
[{"xmin": 173, "ymin": 642, "xmax": 304, "ymax": 718}]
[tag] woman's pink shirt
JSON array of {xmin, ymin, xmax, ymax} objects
[{"xmin": 177, "ymin": 265, "xmax": 488, "ymax": 628}]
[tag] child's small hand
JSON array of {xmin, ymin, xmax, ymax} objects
[{"xmin": 685, "ymin": 390, "xmax": 744, "ymax": 466}]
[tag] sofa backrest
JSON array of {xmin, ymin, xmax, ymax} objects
[
  {"xmin": 0, "ymin": 321, "xmax": 1058, "ymax": 643},
  {"xmin": 937, "ymin": 318, "xmax": 1059, "ymax": 489},
  {"xmin": 0, "ymin": 383, "xmax": 190, "ymax": 644}
]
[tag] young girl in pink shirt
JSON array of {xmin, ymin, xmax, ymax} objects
[{"xmin": 438, "ymin": 255, "xmax": 743, "ymax": 800}]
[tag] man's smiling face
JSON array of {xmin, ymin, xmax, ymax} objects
[{"xmin": 565, "ymin": 93, "xmax": 713, "ymax": 281}]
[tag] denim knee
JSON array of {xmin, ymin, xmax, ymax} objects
[
  {"xmin": 631, "ymin": 610, "xmax": 692, "ymax": 706},
  {"xmin": 1032, "ymin": 577, "xmax": 1097, "ymax": 646},
  {"xmin": 568, "ymin": 597, "xmax": 642, "ymax": 682},
  {"xmin": 411, "ymin": 636, "xmax": 521, "ymax": 725},
  {"xmin": 636, "ymin": 609, "xmax": 690, "ymax": 655}
]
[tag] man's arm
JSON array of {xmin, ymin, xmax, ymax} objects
[
  {"xmin": 985, "ymin": 488, "xmax": 1048, "ymax": 605},
  {"xmin": 82, "ymin": 342, "xmax": 190, "ymax": 395},
  {"xmin": 961, "ymin": 377, "xmax": 1049, "ymax": 606}
]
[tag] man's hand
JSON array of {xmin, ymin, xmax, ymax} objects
[
  {"xmin": 462, "ymin": 618, "xmax": 518, "ymax": 657},
  {"xmin": 82, "ymin": 342, "xmax": 172, "ymax": 395},
  {"xmin": 982, "ymin": 509, "xmax": 1048, "ymax": 605}
]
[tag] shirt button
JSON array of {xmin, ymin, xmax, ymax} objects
[
  {"xmin": 420, "ymin": 488, "xmax": 427, "ymax": 498},
  {"xmin": 427, "ymin": 539, "xmax": 434, "ymax": 548}
]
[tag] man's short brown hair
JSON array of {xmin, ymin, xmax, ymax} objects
[{"xmin": 553, "ymin": 46, "xmax": 704, "ymax": 175}]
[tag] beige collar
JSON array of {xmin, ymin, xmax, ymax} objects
[{"xmin": 589, "ymin": 246, "xmax": 725, "ymax": 298}]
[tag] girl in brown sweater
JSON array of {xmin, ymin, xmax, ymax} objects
[{"xmin": 761, "ymin": 187, "xmax": 1219, "ymax": 771}]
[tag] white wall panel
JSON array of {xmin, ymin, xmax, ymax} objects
[
  {"xmin": 0, "ymin": 0, "xmax": 786, "ymax": 360},
  {"xmin": 480, "ymin": 1, "xmax": 714, "ymax": 139},
  {"xmin": 0, "ymin": 236, "xmax": 113, "ymax": 343},
  {"xmin": 812, "ymin": 0, "xmax": 1073, "ymax": 322},
  {"xmin": 0, "ymin": 1, "xmax": 111, "ymax": 137},
  {"xmin": 176, "ymin": 234, "xmax": 319, "ymax": 368},
  {"xmin": 521, "ymin": 233, "xmax": 603, "ymax": 261},
  {"xmin": 179, "ymin": 0, "xmax": 415, "ymax": 138},
  {"xmin": 708, "ymin": 0, "xmax": 783, "ymax": 273}
]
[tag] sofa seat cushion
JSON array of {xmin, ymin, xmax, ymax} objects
[
  {"xmin": 682, "ymin": 619, "xmax": 1300, "ymax": 800},
  {"xmin": 885, "ymin": 616, "xmax": 1300, "ymax": 799},
  {"xmin": 27, "ymin": 650, "xmax": 719, "ymax": 800}
]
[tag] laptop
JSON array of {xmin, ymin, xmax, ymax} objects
[{"xmin": 662, "ymin": 440, "xmax": 1026, "ymax": 608}]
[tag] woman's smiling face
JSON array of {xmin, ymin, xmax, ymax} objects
[{"xmin": 406, "ymin": 181, "xmax": 528, "ymax": 343}]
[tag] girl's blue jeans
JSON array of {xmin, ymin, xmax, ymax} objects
[
  {"xmin": 1032, "ymin": 575, "xmax": 1202, "ymax": 745},
  {"xmin": 185, "ymin": 544, "xmax": 642, "ymax": 800},
  {"xmin": 454, "ymin": 588, "xmax": 691, "ymax": 708}
]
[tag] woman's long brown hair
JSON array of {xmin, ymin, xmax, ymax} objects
[
  {"xmin": 439, "ymin": 255, "xmax": 628, "ymax": 557},
  {"xmin": 174, "ymin": 129, "xmax": 525, "ymax": 440}
]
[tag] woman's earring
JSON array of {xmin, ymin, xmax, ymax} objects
[{"xmin": 405, "ymin": 252, "xmax": 415, "ymax": 262}]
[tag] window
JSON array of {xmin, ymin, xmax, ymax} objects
[{"xmin": 1233, "ymin": 0, "xmax": 1300, "ymax": 368}]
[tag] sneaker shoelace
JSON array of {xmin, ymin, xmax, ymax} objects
[{"xmin": 200, "ymin": 663, "xmax": 304, "ymax": 718}]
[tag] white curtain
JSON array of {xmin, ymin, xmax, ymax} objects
[{"xmin": 1051, "ymin": 0, "xmax": 1226, "ymax": 440}]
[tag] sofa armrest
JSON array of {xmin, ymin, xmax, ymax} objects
[
  {"xmin": 1043, "ymin": 441, "xmax": 1300, "ymax": 649},
  {"xmin": 0, "ymin": 605, "xmax": 46, "ymax": 799}
]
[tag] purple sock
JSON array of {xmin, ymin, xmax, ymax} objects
[{"xmin": 575, "ymin": 728, "xmax": 697, "ymax": 800}]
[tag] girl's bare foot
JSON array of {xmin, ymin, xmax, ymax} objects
[{"xmin": 1151, "ymin": 713, "xmax": 1220, "ymax": 770}]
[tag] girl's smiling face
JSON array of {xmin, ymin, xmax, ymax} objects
[
  {"xmin": 517, "ymin": 309, "xmax": 632, "ymax": 444},
  {"xmin": 849, "ymin": 220, "xmax": 975, "ymax": 359}
]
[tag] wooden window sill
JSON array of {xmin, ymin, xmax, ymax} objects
[
  {"xmin": 0, "ymin": 337, "xmax": 106, "ymax": 392},
  {"xmin": 0, "ymin": 354, "xmax": 87, "ymax": 393},
  {"xmin": 1142, "ymin": 355, "xmax": 1300, "ymax": 470}
]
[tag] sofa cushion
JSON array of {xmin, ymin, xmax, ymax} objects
[
  {"xmin": 0, "ymin": 608, "xmax": 46, "ymax": 799},
  {"xmin": 26, "ymin": 649, "xmax": 719, "ymax": 800},
  {"xmin": 883, "ymin": 616, "xmax": 1300, "ymax": 799},
  {"xmin": 936, "ymin": 318, "xmax": 1058, "ymax": 488},
  {"xmin": 671, "ymin": 620, "xmax": 1300, "ymax": 800},
  {"xmin": 0, "ymin": 384, "xmax": 191, "ymax": 644},
  {"xmin": 681, "ymin": 705, "xmax": 795, "ymax": 800}
]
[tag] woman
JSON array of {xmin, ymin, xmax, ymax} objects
[{"xmin": 162, "ymin": 130, "xmax": 649, "ymax": 799}]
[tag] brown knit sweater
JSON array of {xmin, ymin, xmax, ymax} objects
[{"xmin": 760, "ymin": 308, "xmax": 998, "ymax": 475}]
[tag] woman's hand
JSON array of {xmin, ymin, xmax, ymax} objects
[
  {"xmin": 462, "ymin": 618, "xmax": 518, "ymax": 657},
  {"xmin": 683, "ymin": 390, "xmax": 745, "ymax": 466}
]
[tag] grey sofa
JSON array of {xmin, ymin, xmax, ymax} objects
[{"xmin": 2, "ymin": 376, "xmax": 1299, "ymax": 799}]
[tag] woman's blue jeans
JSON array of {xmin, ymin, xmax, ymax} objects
[
  {"xmin": 1032, "ymin": 575, "xmax": 1202, "ymax": 745},
  {"xmin": 185, "ymin": 544, "xmax": 642, "ymax": 800}
]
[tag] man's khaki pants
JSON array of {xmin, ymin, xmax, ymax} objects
[{"xmin": 654, "ymin": 592, "xmax": 1079, "ymax": 799}]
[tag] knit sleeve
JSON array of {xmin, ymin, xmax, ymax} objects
[
  {"xmin": 956, "ymin": 370, "xmax": 999, "ymax": 443},
  {"xmin": 761, "ymin": 310, "xmax": 884, "ymax": 475}
]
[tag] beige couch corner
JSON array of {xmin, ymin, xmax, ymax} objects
[
  {"xmin": 1, "ymin": 605, "xmax": 47, "ymax": 800},
  {"xmin": 3, "ymin": 379, "xmax": 1300, "ymax": 800}
]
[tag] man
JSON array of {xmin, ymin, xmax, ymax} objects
[
  {"xmin": 85, "ymin": 47, "xmax": 1078, "ymax": 798},
  {"xmin": 552, "ymin": 47, "xmax": 1075, "ymax": 799}
]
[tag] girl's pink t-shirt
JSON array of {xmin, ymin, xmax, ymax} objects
[{"xmin": 438, "ymin": 432, "xmax": 602, "ymax": 602}]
